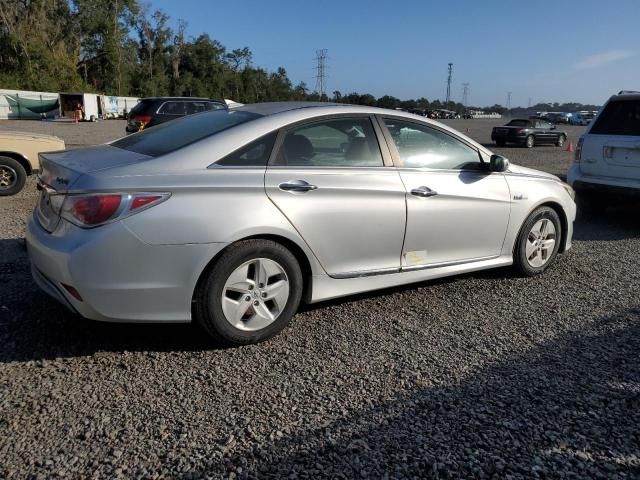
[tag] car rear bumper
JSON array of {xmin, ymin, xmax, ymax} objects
[
  {"xmin": 26, "ymin": 213, "xmax": 228, "ymax": 323},
  {"xmin": 567, "ymin": 164, "xmax": 640, "ymax": 197}
]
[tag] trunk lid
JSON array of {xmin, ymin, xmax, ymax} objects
[{"xmin": 36, "ymin": 145, "xmax": 152, "ymax": 232}]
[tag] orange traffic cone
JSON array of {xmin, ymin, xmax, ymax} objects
[{"xmin": 566, "ymin": 142, "xmax": 574, "ymax": 153}]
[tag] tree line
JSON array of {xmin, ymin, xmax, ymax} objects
[{"xmin": 0, "ymin": 0, "xmax": 599, "ymax": 113}]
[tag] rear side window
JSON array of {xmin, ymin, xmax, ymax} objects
[
  {"xmin": 158, "ymin": 101, "xmax": 185, "ymax": 115},
  {"xmin": 215, "ymin": 131, "xmax": 278, "ymax": 167},
  {"xmin": 112, "ymin": 109, "xmax": 261, "ymax": 157},
  {"xmin": 507, "ymin": 120, "xmax": 530, "ymax": 127},
  {"xmin": 274, "ymin": 118, "xmax": 383, "ymax": 167},
  {"xmin": 590, "ymin": 100, "xmax": 640, "ymax": 135}
]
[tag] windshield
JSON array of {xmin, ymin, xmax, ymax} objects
[{"xmin": 112, "ymin": 109, "xmax": 261, "ymax": 156}]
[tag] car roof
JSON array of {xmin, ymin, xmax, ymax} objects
[
  {"xmin": 140, "ymin": 96, "xmax": 222, "ymax": 102},
  {"xmin": 610, "ymin": 91, "xmax": 640, "ymax": 101}
]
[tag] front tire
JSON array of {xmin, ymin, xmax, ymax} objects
[
  {"xmin": 556, "ymin": 134, "xmax": 566, "ymax": 147},
  {"xmin": 513, "ymin": 206, "xmax": 562, "ymax": 276},
  {"xmin": 0, "ymin": 156, "xmax": 27, "ymax": 196},
  {"xmin": 525, "ymin": 135, "xmax": 535, "ymax": 148},
  {"xmin": 194, "ymin": 239, "xmax": 303, "ymax": 346}
]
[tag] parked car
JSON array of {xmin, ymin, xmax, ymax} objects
[
  {"xmin": 491, "ymin": 118, "xmax": 568, "ymax": 148},
  {"xmin": 568, "ymin": 91, "xmax": 640, "ymax": 209},
  {"xmin": 547, "ymin": 112, "xmax": 571, "ymax": 124},
  {"xmin": 125, "ymin": 96, "xmax": 226, "ymax": 133},
  {"xmin": 27, "ymin": 102, "xmax": 576, "ymax": 346},
  {"xmin": 569, "ymin": 111, "xmax": 596, "ymax": 126},
  {"xmin": 0, "ymin": 131, "xmax": 65, "ymax": 195}
]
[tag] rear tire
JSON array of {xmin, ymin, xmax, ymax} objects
[
  {"xmin": 525, "ymin": 135, "xmax": 535, "ymax": 148},
  {"xmin": 0, "ymin": 156, "xmax": 27, "ymax": 196},
  {"xmin": 495, "ymin": 140, "xmax": 506, "ymax": 147},
  {"xmin": 194, "ymin": 239, "xmax": 303, "ymax": 346},
  {"xmin": 513, "ymin": 206, "xmax": 562, "ymax": 276}
]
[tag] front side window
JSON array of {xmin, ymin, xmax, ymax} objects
[
  {"xmin": 590, "ymin": 100, "xmax": 640, "ymax": 136},
  {"xmin": 274, "ymin": 118, "xmax": 383, "ymax": 167},
  {"xmin": 383, "ymin": 118, "xmax": 482, "ymax": 170}
]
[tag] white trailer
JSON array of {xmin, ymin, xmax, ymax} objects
[
  {"xmin": 59, "ymin": 92, "xmax": 102, "ymax": 121},
  {"xmin": 101, "ymin": 96, "xmax": 140, "ymax": 118}
]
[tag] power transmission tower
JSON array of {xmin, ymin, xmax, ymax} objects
[
  {"xmin": 313, "ymin": 49, "xmax": 328, "ymax": 100},
  {"xmin": 462, "ymin": 82, "xmax": 470, "ymax": 107},
  {"xmin": 507, "ymin": 91, "xmax": 512, "ymax": 110},
  {"xmin": 445, "ymin": 63, "xmax": 453, "ymax": 107}
]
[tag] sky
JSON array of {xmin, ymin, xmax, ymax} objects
[{"xmin": 151, "ymin": 0, "xmax": 639, "ymax": 107}]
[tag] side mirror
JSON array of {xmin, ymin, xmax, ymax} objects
[
  {"xmin": 489, "ymin": 154, "xmax": 509, "ymax": 172},
  {"xmin": 550, "ymin": 124, "xmax": 556, "ymax": 130}
]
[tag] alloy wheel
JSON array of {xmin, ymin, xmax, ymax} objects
[
  {"xmin": 525, "ymin": 218, "xmax": 556, "ymax": 268},
  {"xmin": 0, "ymin": 165, "xmax": 17, "ymax": 190},
  {"xmin": 221, "ymin": 258, "xmax": 290, "ymax": 331}
]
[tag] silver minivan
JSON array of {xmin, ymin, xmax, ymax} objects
[{"xmin": 568, "ymin": 91, "xmax": 640, "ymax": 207}]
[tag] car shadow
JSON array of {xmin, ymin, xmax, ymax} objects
[
  {"xmin": 182, "ymin": 307, "xmax": 640, "ymax": 478},
  {"xmin": 573, "ymin": 200, "xmax": 640, "ymax": 241}
]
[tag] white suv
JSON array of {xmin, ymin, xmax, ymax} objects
[{"xmin": 568, "ymin": 91, "xmax": 640, "ymax": 205}]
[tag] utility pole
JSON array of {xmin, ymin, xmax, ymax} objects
[
  {"xmin": 462, "ymin": 82, "xmax": 470, "ymax": 107},
  {"xmin": 445, "ymin": 63, "xmax": 453, "ymax": 108},
  {"xmin": 313, "ymin": 49, "xmax": 328, "ymax": 100},
  {"xmin": 507, "ymin": 91, "xmax": 512, "ymax": 111}
]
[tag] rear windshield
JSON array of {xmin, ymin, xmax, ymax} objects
[
  {"xmin": 590, "ymin": 100, "xmax": 640, "ymax": 135},
  {"xmin": 507, "ymin": 120, "xmax": 530, "ymax": 127},
  {"xmin": 112, "ymin": 109, "xmax": 261, "ymax": 156},
  {"xmin": 129, "ymin": 100, "xmax": 152, "ymax": 116}
]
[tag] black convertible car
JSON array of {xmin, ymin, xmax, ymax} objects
[{"xmin": 491, "ymin": 119, "xmax": 567, "ymax": 148}]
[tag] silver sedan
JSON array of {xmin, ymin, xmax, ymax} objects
[{"xmin": 27, "ymin": 102, "xmax": 576, "ymax": 345}]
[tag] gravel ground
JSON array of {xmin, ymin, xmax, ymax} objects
[{"xmin": 1, "ymin": 118, "xmax": 639, "ymax": 479}]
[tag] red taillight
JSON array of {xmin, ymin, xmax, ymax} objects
[
  {"xmin": 61, "ymin": 283, "xmax": 83, "ymax": 302},
  {"xmin": 130, "ymin": 195, "xmax": 162, "ymax": 211},
  {"xmin": 134, "ymin": 114, "xmax": 152, "ymax": 124},
  {"xmin": 575, "ymin": 137, "xmax": 584, "ymax": 163},
  {"xmin": 72, "ymin": 195, "xmax": 122, "ymax": 225},
  {"xmin": 61, "ymin": 193, "xmax": 169, "ymax": 227},
  {"xmin": 516, "ymin": 128, "xmax": 525, "ymax": 134}
]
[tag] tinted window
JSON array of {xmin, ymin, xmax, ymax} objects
[
  {"xmin": 158, "ymin": 101, "xmax": 185, "ymax": 115},
  {"xmin": 383, "ymin": 118, "xmax": 481, "ymax": 170},
  {"xmin": 128, "ymin": 100, "xmax": 152, "ymax": 116},
  {"xmin": 274, "ymin": 118, "xmax": 383, "ymax": 167},
  {"xmin": 507, "ymin": 119, "xmax": 530, "ymax": 127},
  {"xmin": 590, "ymin": 100, "xmax": 640, "ymax": 135},
  {"xmin": 215, "ymin": 131, "xmax": 278, "ymax": 167},
  {"xmin": 112, "ymin": 109, "xmax": 260, "ymax": 157}
]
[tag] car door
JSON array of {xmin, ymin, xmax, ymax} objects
[
  {"xmin": 379, "ymin": 116, "xmax": 511, "ymax": 268},
  {"xmin": 265, "ymin": 115, "xmax": 407, "ymax": 277}
]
